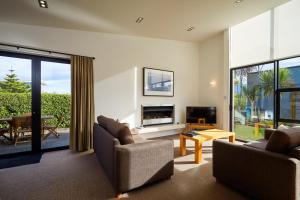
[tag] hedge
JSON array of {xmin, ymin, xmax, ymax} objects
[{"xmin": 0, "ymin": 92, "xmax": 71, "ymax": 128}]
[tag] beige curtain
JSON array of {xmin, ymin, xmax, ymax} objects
[{"xmin": 70, "ymin": 56, "xmax": 95, "ymax": 152}]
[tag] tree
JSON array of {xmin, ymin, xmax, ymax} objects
[
  {"xmin": 0, "ymin": 68, "xmax": 31, "ymax": 93},
  {"xmin": 259, "ymin": 68, "xmax": 294, "ymax": 97},
  {"xmin": 234, "ymin": 67, "xmax": 256, "ymax": 111},
  {"xmin": 242, "ymin": 85, "xmax": 260, "ymax": 120}
]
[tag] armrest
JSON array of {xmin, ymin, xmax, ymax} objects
[
  {"xmin": 115, "ymin": 140, "xmax": 174, "ymax": 193},
  {"xmin": 264, "ymin": 128, "xmax": 276, "ymax": 140},
  {"xmin": 213, "ymin": 140, "xmax": 299, "ymax": 200}
]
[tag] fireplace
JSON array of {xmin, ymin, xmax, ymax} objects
[{"xmin": 141, "ymin": 104, "xmax": 175, "ymax": 126}]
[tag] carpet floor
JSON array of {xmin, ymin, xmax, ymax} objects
[{"xmin": 0, "ymin": 135, "xmax": 249, "ymax": 200}]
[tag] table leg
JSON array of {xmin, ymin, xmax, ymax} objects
[
  {"xmin": 9, "ymin": 128, "xmax": 13, "ymax": 141},
  {"xmin": 229, "ymin": 134, "xmax": 235, "ymax": 143},
  {"xmin": 179, "ymin": 135, "xmax": 186, "ymax": 156},
  {"xmin": 195, "ymin": 140, "xmax": 202, "ymax": 164},
  {"xmin": 254, "ymin": 123, "xmax": 259, "ymax": 137}
]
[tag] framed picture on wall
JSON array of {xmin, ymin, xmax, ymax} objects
[{"xmin": 143, "ymin": 67, "xmax": 174, "ymax": 97}]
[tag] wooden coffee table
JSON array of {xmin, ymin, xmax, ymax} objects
[{"xmin": 179, "ymin": 129, "xmax": 235, "ymax": 164}]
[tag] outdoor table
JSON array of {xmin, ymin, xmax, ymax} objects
[{"xmin": 0, "ymin": 115, "xmax": 54, "ymax": 141}]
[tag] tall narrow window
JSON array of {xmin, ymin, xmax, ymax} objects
[
  {"xmin": 277, "ymin": 57, "xmax": 300, "ymax": 126},
  {"xmin": 41, "ymin": 60, "xmax": 71, "ymax": 150},
  {"xmin": 0, "ymin": 55, "xmax": 32, "ymax": 155},
  {"xmin": 232, "ymin": 63, "xmax": 275, "ymax": 141}
]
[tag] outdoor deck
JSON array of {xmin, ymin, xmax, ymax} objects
[{"xmin": 0, "ymin": 129, "xmax": 69, "ymax": 155}]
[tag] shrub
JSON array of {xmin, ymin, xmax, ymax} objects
[{"xmin": 0, "ymin": 92, "xmax": 71, "ymax": 128}]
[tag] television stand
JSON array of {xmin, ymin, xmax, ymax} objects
[{"xmin": 185, "ymin": 123, "xmax": 216, "ymax": 132}]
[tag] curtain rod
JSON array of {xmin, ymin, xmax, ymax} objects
[{"xmin": 0, "ymin": 42, "xmax": 95, "ymax": 60}]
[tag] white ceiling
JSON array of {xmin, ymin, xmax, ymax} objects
[{"xmin": 0, "ymin": 0, "xmax": 289, "ymax": 42}]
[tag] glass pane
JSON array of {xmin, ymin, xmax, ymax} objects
[
  {"xmin": 279, "ymin": 91, "xmax": 300, "ymax": 121},
  {"xmin": 41, "ymin": 61, "xmax": 71, "ymax": 150},
  {"xmin": 232, "ymin": 63, "xmax": 275, "ymax": 141},
  {"xmin": 279, "ymin": 57, "xmax": 300, "ymax": 89},
  {"xmin": 0, "ymin": 55, "xmax": 32, "ymax": 155}
]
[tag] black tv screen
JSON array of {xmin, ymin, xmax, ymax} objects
[{"xmin": 186, "ymin": 107, "xmax": 216, "ymax": 124}]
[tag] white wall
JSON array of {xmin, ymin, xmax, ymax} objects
[
  {"xmin": 198, "ymin": 32, "xmax": 229, "ymax": 130},
  {"xmin": 0, "ymin": 22, "xmax": 201, "ymax": 129}
]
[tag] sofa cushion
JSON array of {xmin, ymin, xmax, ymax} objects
[
  {"xmin": 118, "ymin": 126, "xmax": 134, "ymax": 145},
  {"xmin": 265, "ymin": 130, "xmax": 290, "ymax": 153},
  {"xmin": 277, "ymin": 124, "xmax": 289, "ymax": 131},
  {"xmin": 97, "ymin": 115, "xmax": 123, "ymax": 138},
  {"xmin": 264, "ymin": 128, "xmax": 276, "ymax": 140},
  {"xmin": 97, "ymin": 115, "xmax": 134, "ymax": 145},
  {"xmin": 97, "ymin": 115, "xmax": 115, "ymax": 129},
  {"xmin": 286, "ymin": 127, "xmax": 300, "ymax": 148},
  {"xmin": 266, "ymin": 127, "xmax": 300, "ymax": 153}
]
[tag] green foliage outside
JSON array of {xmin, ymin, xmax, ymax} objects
[
  {"xmin": 234, "ymin": 124, "xmax": 264, "ymax": 141},
  {"xmin": 0, "ymin": 93, "xmax": 71, "ymax": 128},
  {"xmin": 41, "ymin": 93, "xmax": 71, "ymax": 128},
  {"xmin": 0, "ymin": 68, "xmax": 70, "ymax": 128},
  {"xmin": 233, "ymin": 67, "xmax": 295, "ymax": 140},
  {"xmin": 0, "ymin": 69, "xmax": 31, "ymax": 93},
  {"xmin": 234, "ymin": 94, "xmax": 246, "ymax": 111}
]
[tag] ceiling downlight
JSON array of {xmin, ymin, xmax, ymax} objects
[
  {"xmin": 136, "ymin": 17, "xmax": 144, "ymax": 23},
  {"xmin": 186, "ymin": 26, "xmax": 195, "ymax": 31},
  {"xmin": 38, "ymin": 0, "xmax": 48, "ymax": 8}
]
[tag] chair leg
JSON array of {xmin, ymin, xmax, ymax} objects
[
  {"xmin": 50, "ymin": 129, "xmax": 60, "ymax": 138},
  {"xmin": 14, "ymin": 133, "xmax": 20, "ymax": 146}
]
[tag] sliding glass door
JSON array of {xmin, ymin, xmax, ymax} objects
[
  {"xmin": 41, "ymin": 60, "xmax": 71, "ymax": 150},
  {"xmin": 0, "ymin": 55, "xmax": 33, "ymax": 155},
  {"xmin": 0, "ymin": 51, "xmax": 70, "ymax": 156},
  {"xmin": 231, "ymin": 56, "xmax": 300, "ymax": 141},
  {"xmin": 231, "ymin": 63, "xmax": 275, "ymax": 140}
]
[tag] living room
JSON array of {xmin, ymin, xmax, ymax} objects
[{"xmin": 0, "ymin": 0, "xmax": 300, "ymax": 199}]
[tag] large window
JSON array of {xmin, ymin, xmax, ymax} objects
[
  {"xmin": 231, "ymin": 56, "xmax": 300, "ymax": 141},
  {"xmin": 230, "ymin": 0, "xmax": 300, "ymax": 140},
  {"xmin": 231, "ymin": 63, "xmax": 275, "ymax": 140},
  {"xmin": 0, "ymin": 51, "xmax": 70, "ymax": 156}
]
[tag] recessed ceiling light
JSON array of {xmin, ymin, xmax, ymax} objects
[
  {"xmin": 38, "ymin": 0, "xmax": 48, "ymax": 8},
  {"xmin": 136, "ymin": 17, "xmax": 144, "ymax": 23},
  {"xmin": 187, "ymin": 26, "xmax": 195, "ymax": 31},
  {"xmin": 235, "ymin": 0, "xmax": 243, "ymax": 3}
]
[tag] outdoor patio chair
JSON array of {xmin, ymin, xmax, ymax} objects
[
  {"xmin": 42, "ymin": 125, "xmax": 60, "ymax": 139},
  {"xmin": 42, "ymin": 116, "xmax": 61, "ymax": 140},
  {"xmin": 12, "ymin": 116, "xmax": 32, "ymax": 145},
  {"xmin": 0, "ymin": 127, "xmax": 10, "ymax": 141}
]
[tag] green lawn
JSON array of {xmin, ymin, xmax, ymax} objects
[{"xmin": 234, "ymin": 124, "xmax": 264, "ymax": 141}]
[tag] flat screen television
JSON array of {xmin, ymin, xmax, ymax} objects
[{"xmin": 186, "ymin": 107, "xmax": 216, "ymax": 124}]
